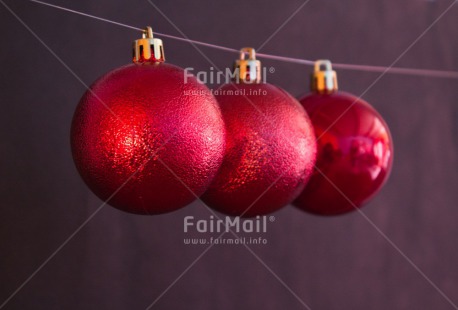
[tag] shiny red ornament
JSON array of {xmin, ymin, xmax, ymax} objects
[
  {"xmin": 202, "ymin": 83, "xmax": 316, "ymax": 217},
  {"xmin": 202, "ymin": 49, "xmax": 316, "ymax": 217},
  {"xmin": 293, "ymin": 61, "xmax": 393, "ymax": 215},
  {"xmin": 71, "ymin": 28, "xmax": 225, "ymax": 215}
]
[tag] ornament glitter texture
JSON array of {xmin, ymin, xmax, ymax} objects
[
  {"xmin": 294, "ymin": 60, "xmax": 393, "ymax": 215},
  {"xmin": 71, "ymin": 27, "xmax": 225, "ymax": 215},
  {"xmin": 202, "ymin": 48, "xmax": 317, "ymax": 217}
]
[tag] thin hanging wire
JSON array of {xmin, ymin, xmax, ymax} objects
[
  {"xmin": 29, "ymin": 0, "xmax": 458, "ymax": 79},
  {"xmin": 29, "ymin": 0, "xmax": 144, "ymax": 31}
]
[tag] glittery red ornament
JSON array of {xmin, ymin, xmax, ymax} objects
[
  {"xmin": 293, "ymin": 60, "xmax": 393, "ymax": 215},
  {"xmin": 71, "ymin": 27, "xmax": 225, "ymax": 215},
  {"xmin": 202, "ymin": 48, "xmax": 316, "ymax": 217}
]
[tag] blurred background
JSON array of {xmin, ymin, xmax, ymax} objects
[{"xmin": 0, "ymin": 0, "xmax": 457, "ymax": 309}]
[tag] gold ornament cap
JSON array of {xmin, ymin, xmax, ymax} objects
[
  {"xmin": 132, "ymin": 26, "xmax": 165, "ymax": 63},
  {"xmin": 311, "ymin": 60, "xmax": 338, "ymax": 93},
  {"xmin": 234, "ymin": 47, "xmax": 261, "ymax": 83}
]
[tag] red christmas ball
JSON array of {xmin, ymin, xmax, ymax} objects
[
  {"xmin": 71, "ymin": 63, "xmax": 225, "ymax": 214},
  {"xmin": 202, "ymin": 83, "xmax": 317, "ymax": 217},
  {"xmin": 294, "ymin": 91, "xmax": 393, "ymax": 215}
]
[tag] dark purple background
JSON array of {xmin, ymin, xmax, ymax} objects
[{"xmin": 1, "ymin": 0, "xmax": 458, "ymax": 309}]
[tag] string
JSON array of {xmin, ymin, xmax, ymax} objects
[
  {"xmin": 29, "ymin": 0, "xmax": 144, "ymax": 32},
  {"xmin": 29, "ymin": 0, "xmax": 458, "ymax": 79}
]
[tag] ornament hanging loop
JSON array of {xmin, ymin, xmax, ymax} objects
[
  {"xmin": 240, "ymin": 47, "xmax": 256, "ymax": 61},
  {"xmin": 143, "ymin": 26, "xmax": 154, "ymax": 39},
  {"xmin": 133, "ymin": 26, "xmax": 165, "ymax": 63},
  {"xmin": 312, "ymin": 60, "xmax": 338, "ymax": 94},
  {"xmin": 234, "ymin": 47, "xmax": 261, "ymax": 84}
]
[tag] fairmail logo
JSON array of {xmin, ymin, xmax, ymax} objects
[{"xmin": 184, "ymin": 215, "xmax": 273, "ymax": 234}]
